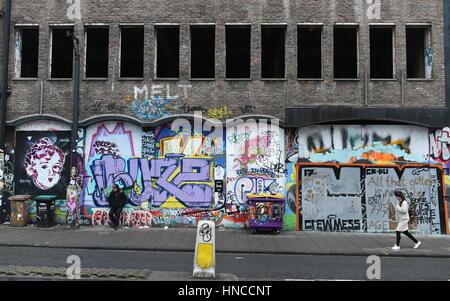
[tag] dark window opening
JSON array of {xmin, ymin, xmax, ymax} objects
[
  {"xmin": 86, "ymin": 27, "xmax": 109, "ymax": 78},
  {"xmin": 334, "ymin": 27, "xmax": 358, "ymax": 79},
  {"xmin": 298, "ymin": 26, "xmax": 322, "ymax": 79},
  {"xmin": 226, "ymin": 25, "xmax": 251, "ymax": 78},
  {"xmin": 18, "ymin": 27, "xmax": 39, "ymax": 78},
  {"xmin": 191, "ymin": 26, "xmax": 215, "ymax": 79},
  {"xmin": 156, "ymin": 26, "xmax": 179, "ymax": 78},
  {"xmin": 261, "ymin": 26, "xmax": 286, "ymax": 79},
  {"xmin": 406, "ymin": 27, "xmax": 429, "ymax": 79},
  {"xmin": 370, "ymin": 27, "xmax": 394, "ymax": 79},
  {"xmin": 50, "ymin": 28, "xmax": 73, "ymax": 78},
  {"xmin": 120, "ymin": 27, "xmax": 144, "ymax": 78}
]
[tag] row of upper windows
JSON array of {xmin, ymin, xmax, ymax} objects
[{"xmin": 14, "ymin": 23, "xmax": 434, "ymax": 81}]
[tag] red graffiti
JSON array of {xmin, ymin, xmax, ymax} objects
[
  {"xmin": 92, "ymin": 209, "xmax": 128, "ymax": 227},
  {"xmin": 129, "ymin": 210, "xmax": 152, "ymax": 227}
]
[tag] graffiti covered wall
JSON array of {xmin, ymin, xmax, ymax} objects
[
  {"xmin": 294, "ymin": 124, "xmax": 449, "ymax": 234},
  {"xmin": 297, "ymin": 125, "xmax": 429, "ymax": 164},
  {"xmin": 226, "ymin": 120, "xmax": 286, "ymax": 212},
  {"xmin": 297, "ymin": 163, "xmax": 448, "ymax": 234},
  {"xmin": 80, "ymin": 120, "xmax": 247, "ymax": 228}
]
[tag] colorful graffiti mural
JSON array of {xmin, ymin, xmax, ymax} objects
[
  {"xmin": 226, "ymin": 121, "xmax": 286, "ymax": 207},
  {"xmin": 6, "ymin": 119, "xmax": 449, "ymax": 233},
  {"xmin": 79, "ymin": 120, "xmax": 235, "ymax": 228},
  {"xmin": 296, "ymin": 125, "xmax": 429, "ymax": 164},
  {"xmin": 85, "ymin": 154, "xmax": 214, "ymax": 207}
]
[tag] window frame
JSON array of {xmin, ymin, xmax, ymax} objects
[
  {"xmin": 297, "ymin": 23, "xmax": 324, "ymax": 81},
  {"xmin": 118, "ymin": 23, "xmax": 145, "ymax": 80},
  {"xmin": 224, "ymin": 23, "xmax": 252, "ymax": 81},
  {"xmin": 333, "ymin": 23, "xmax": 360, "ymax": 81},
  {"xmin": 405, "ymin": 23, "xmax": 433, "ymax": 81},
  {"xmin": 14, "ymin": 24, "xmax": 40, "ymax": 80},
  {"xmin": 260, "ymin": 23, "xmax": 288, "ymax": 80},
  {"xmin": 154, "ymin": 23, "xmax": 180, "ymax": 81},
  {"xmin": 84, "ymin": 23, "xmax": 110, "ymax": 80},
  {"xmin": 189, "ymin": 23, "xmax": 216, "ymax": 81},
  {"xmin": 369, "ymin": 23, "xmax": 396, "ymax": 80}
]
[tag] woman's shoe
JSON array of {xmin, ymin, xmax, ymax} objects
[{"xmin": 391, "ymin": 245, "xmax": 400, "ymax": 250}]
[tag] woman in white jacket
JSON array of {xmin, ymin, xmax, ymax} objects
[{"xmin": 392, "ymin": 190, "xmax": 421, "ymax": 250}]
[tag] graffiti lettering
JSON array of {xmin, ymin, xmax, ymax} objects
[
  {"xmin": 207, "ymin": 106, "xmax": 232, "ymax": 120},
  {"xmin": 181, "ymin": 104, "xmax": 207, "ymax": 114},
  {"xmin": 239, "ymin": 105, "xmax": 255, "ymax": 115},
  {"xmin": 93, "ymin": 141, "xmax": 119, "ymax": 157},
  {"xmin": 305, "ymin": 215, "xmax": 362, "ymax": 231},
  {"xmin": 87, "ymin": 154, "xmax": 213, "ymax": 208},
  {"xmin": 429, "ymin": 128, "xmax": 450, "ymax": 162},
  {"xmin": 298, "ymin": 164, "xmax": 446, "ymax": 234}
]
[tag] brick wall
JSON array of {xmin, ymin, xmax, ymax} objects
[{"xmin": 4, "ymin": 0, "xmax": 446, "ymax": 123}]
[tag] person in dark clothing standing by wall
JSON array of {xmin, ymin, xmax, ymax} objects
[
  {"xmin": 392, "ymin": 190, "xmax": 421, "ymax": 250},
  {"xmin": 107, "ymin": 184, "xmax": 127, "ymax": 230}
]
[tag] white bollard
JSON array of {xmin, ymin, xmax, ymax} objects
[{"xmin": 193, "ymin": 220, "xmax": 216, "ymax": 279}]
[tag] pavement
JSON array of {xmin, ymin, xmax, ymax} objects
[{"xmin": 0, "ymin": 224, "xmax": 449, "ymax": 280}]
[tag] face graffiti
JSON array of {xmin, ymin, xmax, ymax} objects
[{"xmin": 24, "ymin": 138, "xmax": 65, "ymax": 190}]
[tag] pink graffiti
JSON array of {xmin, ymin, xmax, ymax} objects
[
  {"xmin": 92, "ymin": 209, "xmax": 128, "ymax": 227},
  {"xmin": 67, "ymin": 190, "xmax": 77, "ymax": 212},
  {"xmin": 129, "ymin": 211, "xmax": 152, "ymax": 227},
  {"xmin": 88, "ymin": 122, "xmax": 135, "ymax": 159}
]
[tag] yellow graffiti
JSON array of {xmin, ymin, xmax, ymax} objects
[
  {"xmin": 134, "ymin": 182, "xmax": 142, "ymax": 194},
  {"xmin": 313, "ymin": 147, "xmax": 329, "ymax": 154},
  {"xmin": 314, "ymin": 139, "xmax": 411, "ymax": 156},
  {"xmin": 387, "ymin": 140, "xmax": 411, "ymax": 154},
  {"xmin": 207, "ymin": 106, "xmax": 232, "ymax": 120},
  {"xmin": 160, "ymin": 196, "xmax": 187, "ymax": 209}
]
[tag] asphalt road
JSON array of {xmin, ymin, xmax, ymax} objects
[{"xmin": 0, "ymin": 246, "xmax": 448, "ymax": 281}]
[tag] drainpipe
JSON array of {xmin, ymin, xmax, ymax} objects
[
  {"xmin": 0, "ymin": 0, "xmax": 12, "ymax": 149},
  {"xmin": 67, "ymin": 30, "xmax": 80, "ymax": 170}
]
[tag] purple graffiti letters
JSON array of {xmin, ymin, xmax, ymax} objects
[
  {"xmin": 153, "ymin": 155, "xmax": 213, "ymax": 207},
  {"xmin": 89, "ymin": 154, "xmax": 213, "ymax": 208}
]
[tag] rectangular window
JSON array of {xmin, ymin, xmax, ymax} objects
[
  {"xmin": 406, "ymin": 26, "xmax": 432, "ymax": 79},
  {"xmin": 15, "ymin": 26, "xmax": 39, "ymax": 78},
  {"xmin": 334, "ymin": 26, "xmax": 359, "ymax": 79},
  {"xmin": 226, "ymin": 25, "xmax": 251, "ymax": 79},
  {"xmin": 370, "ymin": 26, "xmax": 394, "ymax": 79},
  {"xmin": 261, "ymin": 25, "xmax": 286, "ymax": 79},
  {"xmin": 85, "ymin": 26, "xmax": 109, "ymax": 78},
  {"xmin": 298, "ymin": 25, "xmax": 322, "ymax": 79},
  {"xmin": 155, "ymin": 25, "xmax": 179, "ymax": 79},
  {"xmin": 190, "ymin": 25, "xmax": 215, "ymax": 79},
  {"xmin": 50, "ymin": 27, "xmax": 73, "ymax": 79},
  {"xmin": 120, "ymin": 26, "xmax": 144, "ymax": 78}
]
